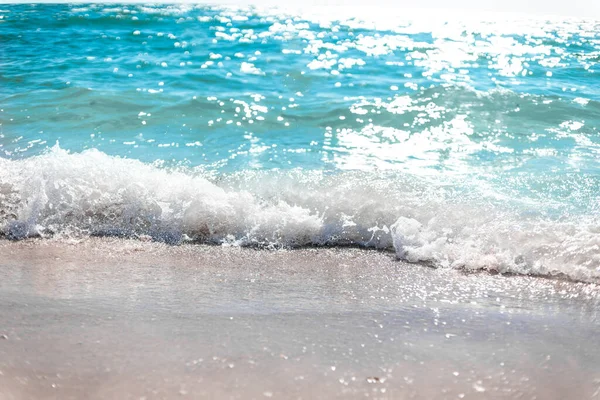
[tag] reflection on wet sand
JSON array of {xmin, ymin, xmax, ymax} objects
[{"xmin": 0, "ymin": 238, "xmax": 599, "ymax": 399}]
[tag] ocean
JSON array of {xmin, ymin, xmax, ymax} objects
[{"xmin": 1, "ymin": 3, "xmax": 599, "ymax": 282}]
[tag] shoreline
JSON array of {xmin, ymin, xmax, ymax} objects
[
  {"xmin": 2, "ymin": 236, "xmax": 599, "ymax": 285},
  {"xmin": 1, "ymin": 238, "xmax": 599, "ymax": 399}
]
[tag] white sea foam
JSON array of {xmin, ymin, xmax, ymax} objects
[{"xmin": 0, "ymin": 146, "xmax": 599, "ymax": 282}]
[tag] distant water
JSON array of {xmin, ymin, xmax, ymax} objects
[{"xmin": 1, "ymin": 4, "xmax": 599, "ymax": 281}]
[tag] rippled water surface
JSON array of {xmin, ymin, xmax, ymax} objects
[
  {"xmin": 3, "ymin": 4, "xmax": 599, "ymax": 172},
  {"xmin": 1, "ymin": 4, "xmax": 599, "ymax": 281}
]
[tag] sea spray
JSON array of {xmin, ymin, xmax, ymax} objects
[{"xmin": 1, "ymin": 147, "xmax": 599, "ymax": 282}]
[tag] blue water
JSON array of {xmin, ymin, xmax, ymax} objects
[{"xmin": 1, "ymin": 4, "xmax": 599, "ymax": 281}]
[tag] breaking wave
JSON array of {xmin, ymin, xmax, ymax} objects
[{"xmin": 1, "ymin": 147, "xmax": 599, "ymax": 283}]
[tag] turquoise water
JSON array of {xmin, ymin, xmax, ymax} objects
[{"xmin": 1, "ymin": 4, "xmax": 600, "ymax": 281}]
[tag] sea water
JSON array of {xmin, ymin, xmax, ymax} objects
[{"xmin": 1, "ymin": 4, "xmax": 599, "ymax": 281}]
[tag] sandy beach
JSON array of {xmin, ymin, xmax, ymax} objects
[
  {"xmin": 0, "ymin": 238, "xmax": 599, "ymax": 399},
  {"xmin": 2, "ymin": 1, "xmax": 600, "ymax": 398}
]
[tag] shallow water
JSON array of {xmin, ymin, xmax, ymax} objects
[
  {"xmin": 1, "ymin": 239, "xmax": 599, "ymax": 399},
  {"xmin": 1, "ymin": 4, "xmax": 599, "ymax": 281}
]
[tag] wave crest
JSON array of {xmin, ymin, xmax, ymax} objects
[{"xmin": 1, "ymin": 147, "xmax": 599, "ymax": 282}]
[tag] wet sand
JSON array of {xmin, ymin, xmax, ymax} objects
[{"xmin": 0, "ymin": 238, "xmax": 599, "ymax": 399}]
